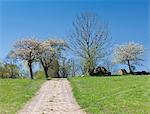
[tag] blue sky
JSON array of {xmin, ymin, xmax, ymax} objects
[{"xmin": 0, "ymin": 0, "xmax": 149, "ymax": 71}]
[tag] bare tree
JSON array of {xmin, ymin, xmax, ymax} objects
[
  {"xmin": 68, "ymin": 58, "xmax": 80, "ymax": 77},
  {"xmin": 11, "ymin": 39, "xmax": 40, "ymax": 79},
  {"xmin": 59, "ymin": 57, "xmax": 71, "ymax": 78},
  {"xmin": 113, "ymin": 42, "xmax": 144, "ymax": 74},
  {"xmin": 39, "ymin": 39, "xmax": 67, "ymax": 79},
  {"xmin": 102, "ymin": 58, "xmax": 114, "ymax": 72},
  {"xmin": 69, "ymin": 12, "xmax": 110, "ymax": 75}
]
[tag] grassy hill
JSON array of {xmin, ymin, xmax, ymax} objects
[
  {"xmin": 0, "ymin": 79, "xmax": 45, "ymax": 113},
  {"xmin": 69, "ymin": 76, "xmax": 150, "ymax": 114}
]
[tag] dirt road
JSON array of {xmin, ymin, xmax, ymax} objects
[{"xmin": 18, "ymin": 79, "xmax": 86, "ymax": 114}]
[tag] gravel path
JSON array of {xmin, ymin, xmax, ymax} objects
[{"xmin": 18, "ymin": 78, "xmax": 86, "ymax": 114}]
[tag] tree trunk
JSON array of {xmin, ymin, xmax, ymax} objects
[
  {"xmin": 28, "ymin": 62, "xmax": 33, "ymax": 79},
  {"xmin": 44, "ymin": 67, "xmax": 49, "ymax": 79},
  {"xmin": 40, "ymin": 59, "xmax": 49, "ymax": 79},
  {"xmin": 127, "ymin": 60, "xmax": 132, "ymax": 74}
]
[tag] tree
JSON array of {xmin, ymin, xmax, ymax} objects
[
  {"xmin": 113, "ymin": 42, "xmax": 144, "ymax": 74},
  {"xmin": 69, "ymin": 12, "xmax": 110, "ymax": 75},
  {"xmin": 68, "ymin": 58, "xmax": 80, "ymax": 77},
  {"xmin": 4, "ymin": 63, "xmax": 20, "ymax": 78},
  {"xmin": 0, "ymin": 62, "xmax": 8, "ymax": 78},
  {"xmin": 59, "ymin": 57, "xmax": 71, "ymax": 78},
  {"xmin": 11, "ymin": 39, "xmax": 40, "ymax": 79},
  {"xmin": 0, "ymin": 60, "xmax": 20, "ymax": 79},
  {"xmin": 39, "ymin": 39, "xmax": 67, "ymax": 79},
  {"xmin": 48, "ymin": 58, "xmax": 60, "ymax": 78},
  {"xmin": 102, "ymin": 58, "xmax": 114, "ymax": 72}
]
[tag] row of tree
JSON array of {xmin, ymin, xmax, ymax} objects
[
  {"xmin": 0, "ymin": 12, "xmax": 145, "ymax": 79},
  {"xmin": 9, "ymin": 39, "xmax": 68, "ymax": 79}
]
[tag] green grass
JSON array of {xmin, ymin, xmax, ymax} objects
[
  {"xmin": 0, "ymin": 79, "xmax": 45, "ymax": 114},
  {"xmin": 69, "ymin": 76, "xmax": 150, "ymax": 114}
]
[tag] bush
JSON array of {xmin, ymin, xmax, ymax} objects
[{"xmin": 35, "ymin": 70, "xmax": 45, "ymax": 79}]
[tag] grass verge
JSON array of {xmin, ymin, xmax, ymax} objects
[
  {"xmin": 0, "ymin": 79, "xmax": 45, "ymax": 114},
  {"xmin": 69, "ymin": 76, "xmax": 150, "ymax": 114}
]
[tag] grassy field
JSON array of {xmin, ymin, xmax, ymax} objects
[
  {"xmin": 0, "ymin": 79, "xmax": 45, "ymax": 114},
  {"xmin": 69, "ymin": 76, "xmax": 150, "ymax": 114}
]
